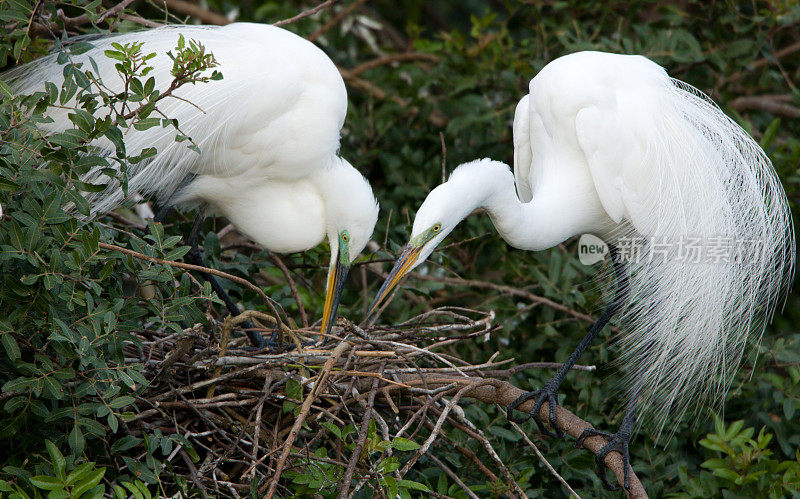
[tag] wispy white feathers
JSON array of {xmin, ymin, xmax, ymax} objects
[
  {"xmin": 2, "ymin": 23, "xmax": 347, "ymax": 214},
  {"xmin": 2, "ymin": 23, "xmax": 378, "ymax": 260},
  {"xmin": 606, "ymin": 76, "xmax": 795, "ymax": 437},
  {"xmin": 407, "ymin": 51, "xmax": 794, "ymax": 438}
]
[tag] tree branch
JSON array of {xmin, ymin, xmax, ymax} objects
[
  {"xmin": 274, "ymin": 0, "xmax": 337, "ymax": 27},
  {"xmin": 730, "ymin": 94, "xmax": 800, "ymax": 119},
  {"xmin": 387, "ymin": 374, "xmax": 648, "ymax": 498},
  {"xmin": 153, "ymin": 0, "xmax": 231, "ymax": 25}
]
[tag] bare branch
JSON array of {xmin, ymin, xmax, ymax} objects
[{"xmin": 274, "ymin": 0, "xmax": 337, "ymax": 27}]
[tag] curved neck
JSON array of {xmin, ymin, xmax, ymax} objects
[{"xmin": 445, "ymin": 160, "xmax": 594, "ymax": 251}]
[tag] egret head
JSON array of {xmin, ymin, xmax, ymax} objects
[
  {"xmin": 318, "ymin": 159, "xmax": 380, "ymax": 336},
  {"xmin": 368, "ymin": 160, "xmax": 505, "ymax": 315}
]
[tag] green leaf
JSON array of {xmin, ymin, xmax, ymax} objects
[
  {"xmin": 2, "ymin": 333, "xmax": 21, "ymax": 361},
  {"xmin": 68, "ymin": 424, "xmax": 85, "ymax": 454},
  {"xmin": 285, "ymin": 378, "xmax": 302, "ymax": 401},
  {"xmin": 70, "ymin": 468, "xmax": 104, "ymax": 497},
  {"xmin": 397, "ymin": 479, "xmax": 430, "ymax": 492},
  {"xmin": 383, "ymin": 476, "xmax": 398, "ymax": 498},
  {"xmin": 65, "ymin": 463, "xmax": 94, "ymax": 486},
  {"xmin": 391, "ymin": 437, "xmax": 420, "ymax": 451},
  {"xmin": 29, "ymin": 476, "xmax": 63, "ymax": 491},
  {"xmin": 45, "ymin": 441, "xmax": 66, "ymax": 482}
]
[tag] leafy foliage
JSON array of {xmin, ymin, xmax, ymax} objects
[
  {"xmin": 1, "ymin": 0, "xmax": 799, "ymax": 497},
  {"xmin": 673, "ymin": 417, "xmax": 800, "ymax": 498}
]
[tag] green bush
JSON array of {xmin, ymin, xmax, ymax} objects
[{"xmin": 1, "ymin": 0, "xmax": 798, "ymax": 496}]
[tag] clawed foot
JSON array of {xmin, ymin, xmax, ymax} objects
[
  {"xmin": 506, "ymin": 383, "xmax": 564, "ymax": 438},
  {"xmin": 576, "ymin": 427, "xmax": 631, "ymax": 491},
  {"xmin": 234, "ymin": 328, "xmax": 282, "ymax": 352}
]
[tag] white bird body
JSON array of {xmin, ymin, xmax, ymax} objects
[
  {"xmin": 374, "ymin": 51, "xmax": 794, "ymax": 435},
  {"xmin": 5, "ymin": 22, "xmax": 379, "ymax": 334},
  {"xmin": 5, "ymin": 23, "xmax": 378, "ymax": 256}
]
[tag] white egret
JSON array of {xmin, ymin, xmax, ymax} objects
[
  {"xmin": 4, "ymin": 23, "xmax": 379, "ymax": 345},
  {"xmin": 369, "ymin": 51, "xmax": 794, "ymax": 488}
]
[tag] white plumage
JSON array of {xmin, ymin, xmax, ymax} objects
[
  {"xmin": 371, "ymin": 51, "xmax": 794, "ymax": 436},
  {"xmin": 4, "ymin": 23, "xmax": 379, "ymax": 335}
]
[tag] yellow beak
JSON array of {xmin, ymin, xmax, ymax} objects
[
  {"xmin": 367, "ymin": 243, "xmax": 423, "ymax": 317},
  {"xmin": 319, "ymin": 253, "xmax": 349, "ymax": 336}
]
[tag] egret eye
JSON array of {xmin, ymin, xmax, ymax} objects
[
  {"xmin": 432, "ymin": 223, "xmax": 442, "ymax": 232},
  {"xmin": 341, "ymin": 233, "xmax": 350, "ymax": 242}
]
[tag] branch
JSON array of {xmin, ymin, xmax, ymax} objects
[
  {"xmin": 270, "ymin": 253, "xmax": 309, "ymax": 328},
  {"xmin": 308, "ymin": 0, "xmax": 370, "ymax": 42},
  {"xmin": 153, "ymin": 0, "xmax": 231, "ymax": 25},
  {"xmin": 97, "ymin": 242, "xmax": 288, "ymax": 337},
  {"xmin": 388, "ymin": 374, "xmax": 648, "ymax": 498},
  {"xmin": 337, "ymin": 362, "xmax": 383, "ymax": 498},
  {"xmin": 729, "ymin": 94, "xmax": 800, "ymax": 119},
  {"xmin": 346, "ymin": 52, "xmax": 440, "ymax": 78},
  {"xmin": 263, "ymin": 339, "xmax": 352, "ymax": 498},
  {"xmin": 408, "ymin": 272, "xmax": 610, "ymax": 329},
  {"xmin": 722, "ymin": 40, "xmax": 800, "ymax": 85},
  {"xmin": 274, "ymin": 0, "xmax": 337, "ymax": 27},
  {"xmin": 23, "ymin": 0, "xmax": 137, "ymax": 37}
]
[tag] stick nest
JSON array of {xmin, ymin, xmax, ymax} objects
[{"xmin": 123, "ymin": 306, "xmax": 646, "ymax": 498}]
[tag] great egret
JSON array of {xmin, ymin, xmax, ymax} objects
[
  {"xmin": 4, "ymin": 23, "xmax": 379, "ymax": 345},
  {"xmin": 369, "ymin": 51, "xmax": 795, "ymax": 488}
]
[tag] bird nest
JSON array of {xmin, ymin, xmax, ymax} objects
[{"xmin": 123, "ymin": 306, "xmax": 645, "ymax": 498}]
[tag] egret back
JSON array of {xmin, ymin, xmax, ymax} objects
[
  {"xmin": 520, "ymin": 52, "xmax": 795, "ymax": 437},
  {"xmin": 2, "ymin": 23, "xmax": 348, "ymax": 214}
]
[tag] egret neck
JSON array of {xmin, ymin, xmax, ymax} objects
[
  {"xmin": 311, "ymin": 156, "xmax": 379, "ymax": 336},
  {"xmin": 433, "ymin": 159, "xmax": 610, "ymax": 253}
]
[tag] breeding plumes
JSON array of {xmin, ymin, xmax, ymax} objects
[
  {"xmin": 369, "ymin": 51, "xmax": 794, "ymax": 488},
  {"xmin": 3, "ymin": 23, "xmax": 379, "ymax": 343}
]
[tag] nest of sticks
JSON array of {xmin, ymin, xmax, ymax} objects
[{"xmin": 123, "ymin": 305, "xmax": 647, "ymax": 498}]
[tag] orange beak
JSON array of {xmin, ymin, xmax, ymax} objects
[
  {"xmin": 367, "ymin": 243, "xmax": 423, "ymax": 317},
  {"xmin": 319, "ymin": 253, "xmax": 349, "ymax": 336}
]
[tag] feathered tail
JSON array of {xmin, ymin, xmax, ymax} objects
[{"xmin": 608, "ymin": 78, "xmax": 795, "ymax": 438}]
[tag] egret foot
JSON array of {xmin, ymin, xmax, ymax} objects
[
  {"xmin": 506, "ymin": 381, "xmax": 564, "ymax": 438},
  {"xmin": 575, "ymin": 384, "xmax": 639, "ymax": 491},
  {"xmin": 507, "ymin": 245, "xmax": 627, "ymax": 439},
  {"xmin": 575, "ymin": 425, "xmax": 632, "ymax": 491}
]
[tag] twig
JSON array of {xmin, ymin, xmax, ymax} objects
[
  {"xmin": 308, "ymin": 0, "xmax": 370, "ymax": 42},
  {"xmin": 439, "ymin": 131, "xmax": 447, "ymax": 183},
  {"xmin": 510, "ymin": 421, "xmax": 581, "ymax": 498},
  {"xmin": 270, "ymin": 253, "xmax": 309, "ymax": 328},
  {"xmin": 729, "ymin": 94, "xmax": 800, "ymax": 118},
  {"xmin": 426, "ymin": 454, "xmax": 480, "ymax": 499},
  {"xmin": 263, "ymin": 338, "xmax": 352, "ymax": 497},
  {"xmin": 274, "ymin": 0, "xmax": 336, "ymax": 27},
  {"xmin": 389, "ymin": 375, "xmax": 647, "ymax": 498},
  {"xmin": 181, "ymin": 449, "xmax": 210, "ymax": 499},
  {"xmin": 337, "ymin": 362, "xmax": 384, "ymax": 498},
  {"xmin": 346, "ymin": 52, "xmax": 440, "ymax": 78},
  {"xmin": 153, "ymin": 0, "xmax": 231, "ymax": 25},
  {"xmin": 408, "ymin": 272, "xmax": 608, "ymax": 328},
  {"xmin": 97, "ymin": 242, "xmax": 288, "ymax": 342}
]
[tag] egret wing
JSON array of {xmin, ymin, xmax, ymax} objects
[
  {"xmin": 575, "ymin": 105, "xmax": 654, "ymax": 232},
  {"xmin": 512, "ymin": 94, "xmax": 533, "ymax": 202}
]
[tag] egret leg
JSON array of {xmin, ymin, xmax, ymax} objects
[
  {"xmin": 153, "ymin": 203, "xmax": 172, "ymax": 224},
  {"xmin": 575, "ymin": 384, "xmax": 640, "ymax": 491},
  {"xmin": 506, "ymin": 244, "xmax": 627, "ymax": 438},
  {"xmin": 184, "ymin": 212, "xmax": 270, "ymax": 350}
]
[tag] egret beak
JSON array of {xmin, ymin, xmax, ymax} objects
[
  {"xmin": 368, "ymin": 243, "xmax": 423, "ymax": 316},
  {"xmin": 319, "ymin": 253, "xmax": 350, "ymax": 336}
]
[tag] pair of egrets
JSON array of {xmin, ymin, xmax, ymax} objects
[{"xmin": 6, "ymin": 23, "xmax": 793, "ymax": 490}]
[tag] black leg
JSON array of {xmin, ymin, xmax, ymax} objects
[
  {"xmin": 153, "ymin": 203, "xmax": 172, "ymax": 224},
  {"xmin": 184, "ymin": 212, "xmax": 270, "ymax": 350},
  {"xmin": 507, "ymin": 243, "xmax": 628, "ymax": 437},
  {"xmin": 576, "ymin": 383, "xmax": 639, "ymax": 491}
]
